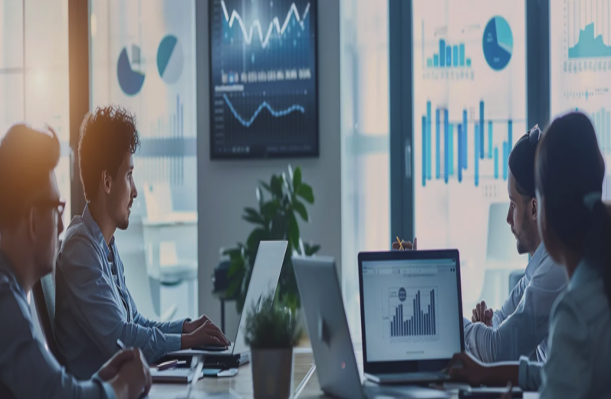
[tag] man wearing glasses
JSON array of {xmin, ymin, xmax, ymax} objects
[
  {"xmin": 0, "ymin": 124, "xmax": 151, "ymax": 399},
  {"xmin": 54, "ymin": 106, "xmax": 229, "ymax": 380},
  {"xmin": 396, "ymin": 125, "xmax": 568, "ymax": 363}
]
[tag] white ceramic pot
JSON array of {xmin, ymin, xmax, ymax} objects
[{"xmin": 251, "ymin": 347, "xmax": 294, "ymax": 399}]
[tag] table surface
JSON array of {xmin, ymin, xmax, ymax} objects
[{"xmin": 148, "ymin": 349, "xmax": 539, "ymax": 399}]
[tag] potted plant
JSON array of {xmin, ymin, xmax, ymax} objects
[
  {"xmin": 245, "ymin": 292, "xmax": 301, "ymax": 399},
  {"xmin": 224, "ymin": 165, "xmax": 320, "ymax": 313}
]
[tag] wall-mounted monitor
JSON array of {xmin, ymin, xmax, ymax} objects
[{"xmin": 209, "ymin": 0, "xmax": 318, "ymax": 159}]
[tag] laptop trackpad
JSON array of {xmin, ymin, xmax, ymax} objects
[{"xmin": 364, "ymin": 382, "xmax": 450, "ymax": 399}]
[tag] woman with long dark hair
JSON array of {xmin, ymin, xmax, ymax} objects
[{"xmin": 449, "ymin": 112, "xmax": 611, "ymax": 398}]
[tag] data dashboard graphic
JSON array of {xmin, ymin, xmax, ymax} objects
[
  {"xmin": 413, "ymin": 0, "xmax": 527, "ymax": 314},
  {"xmin": 117, "ymin": 45, "xmax": 146, "ymax": 96},
  {"xmin": 389, "ymin": 288, "xmax": 438, "ymax": 340},
  {"xmin": 157, "ymin": 35, "xmax": 184, "ymax": 84},
  {"xmin": 482, "ymin": 16, "xmax": 513, "ymax": 70},
  {"xmin": 209, "ymin": 0, "xmax": 318, "ymax": 159}
]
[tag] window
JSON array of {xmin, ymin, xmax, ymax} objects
[
  {"xmin": 412, "ymin": 0, "xmax": 528, "ymax": 315},
  {"xmin": 550, "ymin": 0, "xmax": 611, "ymax": 199},
  {"xmin": 0, "ymin": 0, "xmax": 71, "ymax": 227},
  {"xmin": 90, "ymin": 0, "xmax": 198, "ymax": 319},
  {"xmin": 341, "ymin": 0, "xmax": 390, "ymax": 340}
]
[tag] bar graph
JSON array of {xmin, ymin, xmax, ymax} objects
[
  {"xmin": 585, "ymin": 107, "xmax": 611, "ymax": 154},
  {"xmin": 389, "ymin": 288, "xmax": 437, "ymax": 338},
  {"xmin": 421, "ymin": 100, "xmax": 515, "ymax": 187},
  {"xmin": 423, "ymin": 21, "xmax": 471, "ymax": 69},
  {"xmin": 565, "ymin": 0, "xmax": 611, "ymax": 59}
]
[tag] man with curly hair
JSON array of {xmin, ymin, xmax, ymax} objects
[{"xmin": 55, "ymin": 106, "xmax": 229, "ymax": 379}]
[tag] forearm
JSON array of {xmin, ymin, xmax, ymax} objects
[{"xmin": 481, "ymin": 363, "xmax": 520, "ymax": 387}]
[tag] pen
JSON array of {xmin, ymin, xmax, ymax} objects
[
  {"xmin": 116, "ymin": 339, "xmax": 125, "ymax": 350},
  {"xmin": 396, "ymin": 236, "xmax": 404, "ymax": 250}
]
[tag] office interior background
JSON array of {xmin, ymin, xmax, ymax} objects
[{"xmin": 2, "ymin": 0, "xmax": 611, "ymax": 342}]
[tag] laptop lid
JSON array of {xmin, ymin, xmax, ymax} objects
[
  {"xmin": 293, "ymin": 256, "xmax": 366, "ymax": 399},
  {"xmin": 358, "ymin": 250, "xmax": 464, "ymax": 375},
  {"xmin": 232, "ymin": 241, "xmax": 288, "ymax": 355}
]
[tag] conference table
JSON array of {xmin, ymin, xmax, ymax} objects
[{"xmin": 147, "ymin": 348, "xmax": 540, "ymax": 399}]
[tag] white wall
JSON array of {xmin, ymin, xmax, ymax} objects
[{"xmin": 196, "ymin": 0, "xmax": 342, "ymax": 338}]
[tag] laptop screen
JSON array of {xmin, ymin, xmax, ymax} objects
[{"xmin": 361, "ymin": 256, "xmax": 462, "ymax": 363}]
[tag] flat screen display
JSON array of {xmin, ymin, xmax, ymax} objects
[{"xmin": 209, "ymin": 0, "xmax": 318, "ymax": 159}]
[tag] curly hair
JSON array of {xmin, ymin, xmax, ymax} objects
[
  {"xmin": 0, "ymin": 124, "xmax": 60, "ymax": 227},
  {"xmin": 78, "ymin": 106, "xmax": 140, "ymax": 202}
]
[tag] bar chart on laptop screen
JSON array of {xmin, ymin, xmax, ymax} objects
[{"xmin": 388, "ymin": 287, "xmax": 439, "ymax": 342}]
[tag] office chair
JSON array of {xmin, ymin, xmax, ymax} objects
[{"xmin": 32, "ymin": 273, "xmax": 64, "ymax": 364}]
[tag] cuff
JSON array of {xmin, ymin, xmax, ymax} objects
[
  {"xmin": 92, "ymin": 373, "xmax": 117, "ymax": 399},
  {"xmin": 166, "ymin": 333, "xmax": 182, "ymax": 353},
  {"xmin": 518, "ymin": 355, "xmax": 531, "ymax": 390},
  {"xmin": 168, "ymin": 319, "xmax": 188, "ymax": 334}
]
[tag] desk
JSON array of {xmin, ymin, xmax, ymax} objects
[{"xmin": 148, "ymin": 349, "xmax": 540, "ymax": 399}]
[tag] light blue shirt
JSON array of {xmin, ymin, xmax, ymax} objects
[
  {"xmin": 0, "ymin": 251, "xmax": 115, "ymax": 399},
  {"xmin": 519, "ymin": 260, "xmax": 611, "ymax": 398},
  {"xmin": 463, "ymin": 243, "xmax": 568, "ymax": 362},
  {"xmin": 55, "ymin": 205, "xmax": 185, "ymax": 380}
]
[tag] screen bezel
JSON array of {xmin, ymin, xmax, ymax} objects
[
  {"xmin": 358, "ymin": 249, "xmax": 465, "ymax": 374},
  {"xmin": 208, "ymin": 0, "xmax": 319, "ymax": 160}
]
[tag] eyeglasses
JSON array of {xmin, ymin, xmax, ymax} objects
[
  {"xmin": 528, "ymin": 124, "xmax": 542, "ymax": 148},
  {"xmin": 32, "ymin": 198, "xmax": 66, "ymax": 217}
]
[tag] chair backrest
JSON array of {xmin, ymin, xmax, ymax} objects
[{"xmin": 32, "ymin": 273, "xmax": 63, "ymax": 363}]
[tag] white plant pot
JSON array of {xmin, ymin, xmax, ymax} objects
[{"xmin": 251, "ymin": 347, "xmax": 294, "ymax": 399}]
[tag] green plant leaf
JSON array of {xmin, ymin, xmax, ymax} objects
[
  {"xmin": 227, "ymin": 257, "xmax": 244, "ymax": 277},
  {"xmin": 262, "ymin": 200, "xmax": 281, "ymax": 220},
  {"xmin": 259, "ymin": 181, "xmax": 272, "ymax": 193},
  {"xmin": 227, "ymin": 278, "xmax": 242, "ymax": 298},
  {"xmin": 296, "ymin": 183, "xmax": 314, "ymax": 204},
  {"xmin": 271, "ymin": 175, "xmax": 283, "ymax": 198},
  {"xmin": 292, "ymin": 167, "xmax": 302, "ymax": 190},
  {"xmin": 288, "ymin": 213, "xmax": 300, "ymax": 254},
  {"xmin": 243, "ymin": 207, "xmax": 266, "ymax": 226},
  {"xmin": 247, "ymin": 228, "xmax": 270, "ymax": 251},
  {"xmin": 293, "ymin": 199, "xmax": 309, "ymax": 222},
  {"xmin": 304, "ymin": 243, "xmax": 321, "ymax": 256}
]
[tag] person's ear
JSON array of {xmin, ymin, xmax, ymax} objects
[
  {"xmin": 531, "ymin": 197, "xmax": 538, "ymax": 221},
  {"xmin": 102, "ymin": 170, "xmax": 112, "ymax": 195}
]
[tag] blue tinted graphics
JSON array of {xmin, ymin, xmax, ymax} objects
[
  {"xmin": 117, "ymin": 46, "xmax": 146, "ymax": 95},
  {"xmin": 210, "ymin": 0, "xmax": 318, "ymax": 158}
]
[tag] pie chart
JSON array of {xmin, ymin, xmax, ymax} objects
[
  {"xmin": 117, "ymin": 46, "xmax": 145, "ymax": 96},
  {"xmin": 482, "ymin": 16, "xmax": 513, "ymax": 71},
  {"xmin": 157, "ymin": 35, "xmax": 183, "ymax": 84}
]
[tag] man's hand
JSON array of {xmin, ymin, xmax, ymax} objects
[
  {"xmin": 97, "ymin": 349, "xmax": 135, "ymax": 381},
  {"xmin": 392, "ymin": 237, "xmax": 418, "ymax": 251},
  {"xmin": 447, "ymin": 352, "xmax": 490, "ymax": 386},
  {"xmin": 108, "ymin": 348, "xmax": 152, "ymax": 399},
  {"xmin": 183, "ymin": 314, "xmax": 212, "ymax": 334},
  {"xmin": 472, "ymin": 300, "xmax": 494, "ymax": 327},
  {"xmin": 182, "ymin": 319, "xmax": 231, "ymax": 349}
]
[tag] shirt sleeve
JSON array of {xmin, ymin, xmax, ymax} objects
[
  {"xmin": 538, "ymin": 298, "xmax": 591, "ymax": 399},
  {"xmin": 0, "ymin": 290, "xmax": 115, "ymax": 399},
  {"xmin": 518, "ymin": 356, "xmax": 543, "ymax": 391},
  {"xmin": 464, "ymin": 265, "xmax": 566, "ymax": 363},
  {"xmin": 60, "ymin": 236, "xmax": 182, "ymax": 364},
  {"xmin": 492, "ymin": 274, "xmax": 529, "ymax": 328}
]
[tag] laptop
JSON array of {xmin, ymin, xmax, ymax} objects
[
  {"xmin": 293, "ymin": 256, "xmax": 449, "ymax": 399},
  {"xmin": 358, "ymin": 249, "xmax": 465, "ymax": 384},
  {"xmin": 168, "ymin": 240, "xmax": 288, "ymax": 367}
]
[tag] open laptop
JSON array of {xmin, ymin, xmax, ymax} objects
[
  {"xmin": 358, "ymin": 249, "xmax": 465, "ymax": 384},
  {"xmin": 293, "ymin": 256, "xmax": 449, "ymax": 399},
  {"xmin": 168, "ymin": 240, "xmax": 288, "ymax": 367}
]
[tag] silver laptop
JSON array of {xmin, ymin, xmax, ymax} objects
[
  {"xmin": 293, "ymin": 256, "xmax": 449, "ymax": 399},
  {"xmin": 169, "ymin": 240, "xmax": 288, "ymax": 366},
  {"xmin": 358, "ymin": 250, "xmax": 465, "ymax": 384}
]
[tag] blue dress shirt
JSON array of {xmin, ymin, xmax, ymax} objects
[
  {"xmin": 55, "ymin": 205, "xmax": 185, "ymax": 380},
  {"xmin": 463, "ymin": 243, "xmax": 568, "ymax": 362},
  {"xmin": 519, "ymin": 260, "xmax": 611, "ymax": 398},
  {"xmin": 0, "ymin": 251, "xmax": 115, "ymax": 399}
]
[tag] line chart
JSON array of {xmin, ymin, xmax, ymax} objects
[
  {"xmin": 220, "ymin": 0, "xmax": 311, "ymax": 48},
  {"xmin": 223, "ymin": 94, "xmax": 305, "ymax": 128}
]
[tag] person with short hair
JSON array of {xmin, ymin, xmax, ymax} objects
[
  {"xmin": 55, "ymin": 106, "xmax": 229, "ymax": 380},
  {"xmin": 0, "ymin": 124, "xmax": 151, "ymax": 399}
]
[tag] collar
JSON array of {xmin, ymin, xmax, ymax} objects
[
  {"xmin": 530, "ymin": 241, "xmax": 547, "ymax": 264},
  {"xmin": 0, "ymin": 249, "xmax": 27, "ymax": 298},
  {"xmin": 82, "ymin": 204, "xmax": 115, "ymax": 259},
  {"xmin": 569, "ymin": 259, "xmax": 598, "ymax": 290}
]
